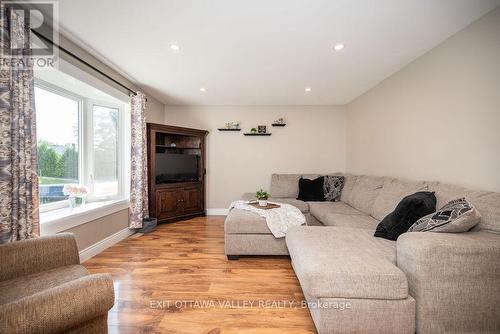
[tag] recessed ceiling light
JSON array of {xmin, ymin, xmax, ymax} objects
[
  {"xmin": 200, "ymin": 87, "xmax": 206, "ymax": 92},
  {"xmin": 305, "ymin": 87, "xmax": 312, "ymax": 92},
  {"xmin": 333, "ymin": 44, "xmax": 345, "ymax": 51},
  {"xmin": 170, "ymin": 44, "xmax": 180, "ymax": 51}
]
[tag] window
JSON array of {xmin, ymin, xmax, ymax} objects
[
  {"xmin": 92, "ymin": 104, "xmax": 120, "ymax": 198},
  {"xmin": 35, "ymin": 73, "xmax": 128, "ymax": 213},
  {"xmin": 35, "ymin": 86, "xmax": 80, "ymax": 205}
]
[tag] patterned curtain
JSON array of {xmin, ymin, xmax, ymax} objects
[
  {"xmin": 129, "ymin": 91, "xmax": 149, "ymax": 229},
  {"xmin": 0, "ymin": 7, "xmax": 40, "ymax": 243}
]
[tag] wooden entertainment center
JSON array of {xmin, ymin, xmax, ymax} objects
[{"xmin": 147, "ymin": 123, "xmax": 208, "ymax": 223}]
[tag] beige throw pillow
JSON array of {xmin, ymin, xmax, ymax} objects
[{"xmin": 408, "ymin": 198, "xmax": 481, "ymax": 233}]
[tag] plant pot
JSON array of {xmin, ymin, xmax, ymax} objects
[
  {"xmin": 258, "ymin": 200, "xmax": 268, "ymax": 207},
  {"xmin": 69, "ymin": 195, "xmax": 86, "ymax": 209}
]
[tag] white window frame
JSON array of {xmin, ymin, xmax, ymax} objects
[
  {"xmin": 35, "ymin": 79, "xmax": 127, "ymax": 214},
  {"xmin": 86, "ymin": 100, "xmax": 124, "ymax": 202}
]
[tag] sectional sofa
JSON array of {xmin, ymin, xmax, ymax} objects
[{"xmin": 230, "ymin": 173, "xmax": 500, "ymax": 333}]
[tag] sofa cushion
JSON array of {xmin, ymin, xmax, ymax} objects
[
  {"xmin": 286, "ymin": 227, "xmax": 406, "ymax": 300},
  {"xmin": 371, "ymin": 178, "xmax": 429, "ymax": 220},
  {"xmin": 270, "ymin": 174, "xmax": 319, "ymax": 198},
  {"xmin": 375, "ymin": 191, "xmax": 437, "ymax": 241},
  {"xmin": 431, "ymin": 183, "xmax": 500, "ymax": 233},
  {"xmin": 0, "ymin": 265, "xmax": 89, "ymax": 305},
  {"xmin": 339, "ymin": 174, "xmax": 358, "ymax": 203},
  {"xmin": 471, "ymin": 192, "xmax": 500, "ymax": 233},
  {"xmin": 308, "ymin": 202, "xmax": 364, "ymax": 222},
  {"xmin": 349, "ymin": 175, "xmax": 385, "ymax": 214},
  {"xmin": 271, "ymin": 198, "xmax": 309, "ymax": 213},
  {"xmin": 270, "ymin": 174, "xmax": 301, "ymax": 198},
  {"xmin": 225, "ymin": 209, "xmax": 271, "ymax": 234},
  {"xmin": 322, "ymin": 213, "xmax": 379, "ymax": 230},
  {"xmin": 431, "ymin": 183, "xmax": 482, "ymax": 210}
]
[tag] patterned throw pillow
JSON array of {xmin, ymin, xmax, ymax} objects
[
  {"xmin": 323, "ymin": 175, "xmax": 345, "ymax": 201},
  {"xmin": 408, "ymin": 198, "xmax": 481, "ymax": 233}
]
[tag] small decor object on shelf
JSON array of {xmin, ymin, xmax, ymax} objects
[
  {"xmin": 63, "ymin": 184, "xmax": 89, "ymax": 209},
  {"xmin": 226, "ymin": 121, "xmax": 240, "ymax": 130},
  {"xmin": 218, "ymin": 121, "xmax": 241, "ymax": 131},
  {"xmin": 258, "ymin": 125, "xmax": 267, "ymax": 133},
  {"xmin": 250, "ymin": 127, "xmax": 257, "ymax": 133},
  {"xmin": 256, "ymin": 189, "xmax": 270, "ymax": 207},
  {"xmin": 272, "ymin": 117, "xmax": 286, "ymax": 127}
]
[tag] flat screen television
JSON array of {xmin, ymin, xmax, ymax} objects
[{"xmin": 155, "ymin": 153, "xmax": 199, "ymax": 183}]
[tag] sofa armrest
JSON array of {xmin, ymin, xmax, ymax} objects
[
  {"xmin": 397, "ymin": 231, "xmax": 500, "ymax": 272},
  {"xmin": 396, "ymin": 231, "xmax": 500, "ymax": 333},
  {"xmin": 0, "ymin": 273, "xmax": 114, "ymax": 334},
  {"xmin": 0, "ymin": 233, "xmax": 80, "ymax": 282},
  {"xmin": 241, "ymin": 192, "xmax": 256, "ymax": 201}
]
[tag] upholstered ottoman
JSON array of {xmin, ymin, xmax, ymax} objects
[{"xmin": 224, "ymin": 208, "xmax": 289, "ymax": 259}]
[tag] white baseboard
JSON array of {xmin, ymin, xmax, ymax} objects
[
  {"xmin": 79, "ymin": 227, "xmax": 135, "ymax": 263},
  {"xmin": 206, "ymin": 208, "xmax": 229, "ymax": 216}
]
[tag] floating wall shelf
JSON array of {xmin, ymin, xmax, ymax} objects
[
  {"xmin": 271, "ymin": 124, "xmax": 286, "ymax": 127},
  {"xmin": 217, "ymin": 128, "xmax": 241, "ymax": 131},
  {"xmin": 243, "ymin": 133, "xmax": 272, "ymax": 136}
]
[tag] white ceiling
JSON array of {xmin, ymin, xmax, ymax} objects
[{"xmin": 57, "ymin": 0, "xmax": 500, "ymax": 106}]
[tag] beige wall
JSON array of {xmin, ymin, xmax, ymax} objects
[
  {"xmin": 164, "ymin": 105, "xmax": 347, "ymax": 208},
  {"xmin": 146, "ymin": 97, "xmax": 166, "ymax": 123},
  {"xmin": 346, "ymin": 7, "xmax": 500, "ymax": 192},
  {"xmin": 63, "ymin": 209, "xmax": 129, "ymax": 250}
]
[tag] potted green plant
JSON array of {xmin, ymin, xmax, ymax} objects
[
  {"xmin": 256, "ymin": 189, "xmax": 270, "ymax": 207},
  {"xmin": 251, "ymin": 127, "xmax": 257, "ymax": 133}
]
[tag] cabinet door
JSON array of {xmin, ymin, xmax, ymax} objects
[
  {"xmin": 156, "ymin": 189, "xmax": 181, "ymax": 219},
  {"xmin": 182, "ymin": 186, "xmax": 202, "ymax": 213}
]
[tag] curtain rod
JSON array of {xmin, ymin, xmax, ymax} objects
[{"xmin": 31, "ymin": 29, "xmax": 139, "ymax": 97}]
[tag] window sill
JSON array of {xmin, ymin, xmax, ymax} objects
[{"xmin": 40, "ymin": 199, "xmax": 130, "ymax": 235}]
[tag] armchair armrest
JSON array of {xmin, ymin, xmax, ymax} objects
[
  {"xmin": 0, "ymin": 233, "xmax": 80, "ymax": 282},
  {"xmin": 396, "ymin": 231, "xmax": 500, "ymax": 333},
  {"xmin": 0, "ymin": 273, "xmax": 114, "ymax": 334}
]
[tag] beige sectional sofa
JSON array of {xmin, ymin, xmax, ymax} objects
[{"xmin": 236, "ymin": 173, "xmax": 500, "ymax": 333}]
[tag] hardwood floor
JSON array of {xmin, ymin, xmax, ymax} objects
[{"xmin": 84, "ymin": 216, "xmax": 316, "ymax": 334}]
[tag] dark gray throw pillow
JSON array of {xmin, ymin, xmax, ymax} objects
[
  {"xmin": 297, "ymin": 176, "xmax": 325, "ymax": 201},
  {"xmin": 374, "ymin": 191, "xmax": 437, "ymax": 241},
  {"xmin": 324, "ymin": 175, "xmax": 345, "ymax": 201}
]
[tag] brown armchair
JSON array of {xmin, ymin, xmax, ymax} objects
[{"xmin": 0, "ymin": 233, "xmax": 114, "ymax": 333}]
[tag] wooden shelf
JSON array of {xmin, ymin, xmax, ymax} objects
[
  {"xmin": 243, "ymin": 133, "xmax": 272, "ymax": 136},
  {"xmin": 147, "ymin": 123, "xmax": 208, "ymax": 224},
  {"xmin": 271, "ymin": 124, "xmax": 286, "ymax": 127},
  {"xmin": 155, "ymin": 145, "xmax": 200, "ymax": 149},
  {"xmin": 217, "ymin": 128, "xmax": 241, "ymax": 131}
]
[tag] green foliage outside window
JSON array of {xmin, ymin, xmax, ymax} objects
[{"xmin": 37, "ymin": 141, "xmax": 78, "ymax": 184}]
